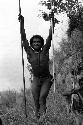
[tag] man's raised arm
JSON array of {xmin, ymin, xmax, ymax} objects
[
  {"xmin": 18, "ymin": 15, "xmax": 29, "ymax": 53},
  {"xmin": 43, "ymin": 25, "xmax": 52, "ymax": 53}
]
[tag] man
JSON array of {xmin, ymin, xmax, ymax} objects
[
  {"xmin": 18, "ymin": 14, "xmax": 53, "ymax": 119},
  {"xmin": 63, "ymin": 75, "xmax": 83, "ymax": 125}
]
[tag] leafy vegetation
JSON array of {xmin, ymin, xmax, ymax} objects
[
  {"xmin": 0, "ymin": 1, "xmax": 83, "ymax": 125},
  {"xmin": 0, "ymin": 88, "xmax": 76, "ymax": 125}
]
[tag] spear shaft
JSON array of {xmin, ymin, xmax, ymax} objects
[
  {"xmin": 19, "ymin": 0, "xmax": 27, "ymax": 118},
  {"xmin": 50, "ymin": 0, "xmax": 56, "ymax": 94}
]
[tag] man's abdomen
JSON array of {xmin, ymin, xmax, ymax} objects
[{"xmin": 32, "ymin": 64, "xmax": 50, "ymax": 77}]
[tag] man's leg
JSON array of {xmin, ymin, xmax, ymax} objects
[
  {"xmin": 31, "ymin": 77, "xmax": 41, "ymax": 119},
  {"xmin": 39, "ymin": 75, "xmax": 53, "ymax": 116}
]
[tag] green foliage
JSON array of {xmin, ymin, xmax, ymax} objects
[
  {"xmin": 48, "ymin": 7, "xmax": 83, "ymax": 124},
  {"xmin": 0, "ymin": 90, "xmax": 17, "ymax": 109},
  {"xmin": 40, "ymin": 0, "xmax": 82, "ymax": 17},
  {"xmin": 67, "ymin": 7, "xmax": 83, "ymax": 37},
  {"xmin": 0, "ymin": 87, "xmax": 76, "ymax": 125}
]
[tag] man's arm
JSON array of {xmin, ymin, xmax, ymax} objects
[
  {"xmin": 43, "ymin": 26, "xmax": 52, "ymax": 53},
  {"xmin": 62, "ymin": 87, "xmax": 82, "ymax": 97},
  {"xmin": 19, "ymin": 15, "xmax": 30, "ymax": 53}
]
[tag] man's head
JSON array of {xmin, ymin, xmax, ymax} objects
[{"xmin": 30, "ymin": 35, "xmax": 44, "ymax": 52}]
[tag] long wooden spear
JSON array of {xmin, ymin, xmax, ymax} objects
[
  {"xmin": 50, "ymin": 1, "xmax": 56, "ymax": 95},
  {"xmin": 19, "ymin": 0, "xmax": 27, "ymax": 118}
]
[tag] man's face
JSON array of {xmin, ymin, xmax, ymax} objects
[{"xmin": 32, "ymin": 38, "xmax": 42, "ymax": 51}]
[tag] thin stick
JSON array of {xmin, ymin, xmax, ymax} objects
[
  {"xmin": 50, "ymin": 0, "xmax": 56, "ymax": 94},
  {"xmin": 19, "ymin": 0, "xmax": 27, "ymax": 118}
]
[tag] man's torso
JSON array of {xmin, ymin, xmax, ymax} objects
[{"xmin": 27, "ymin": 47, "xmax": 50, "ymax": 77}]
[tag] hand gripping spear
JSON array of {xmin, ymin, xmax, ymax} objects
[{"xmin": 19, "ymin": 0, "xmax": 27, "ymax": 118}]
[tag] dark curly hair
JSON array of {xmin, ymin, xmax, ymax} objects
[{"xmin": 30, "ymin": 35, "xmax": 44, "ymax": 47}]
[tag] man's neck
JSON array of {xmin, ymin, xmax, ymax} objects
[{"xmin": 31, "ymin": 47, "xmax": 42, "ymax": 53}]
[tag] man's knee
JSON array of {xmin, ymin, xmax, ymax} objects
[
  {"xmin": 31, "ymin": 84, "xmax": 40, "ymax": 98},
  {"xmin": 40, "ymin": 81, "xmax": 53, "ymax": 99},
  {"xmin": 32, "ymin": 90, "xmax": 40, "ymax": 102}
]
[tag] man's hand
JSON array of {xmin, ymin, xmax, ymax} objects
[
  {"xmin": 18, "ymin": 14, "xmax": 24, "ymax": 23},
  {"xmin": 18, "ymin": 14, "xmax": 25, "ymax": 33},
  {"xmin": 42, "ymin": 12, "xmax": 50, "ymax": 21},
  {"xmin": 62, "ymin": 87, "xmax": 80, "ymax": 97}
]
